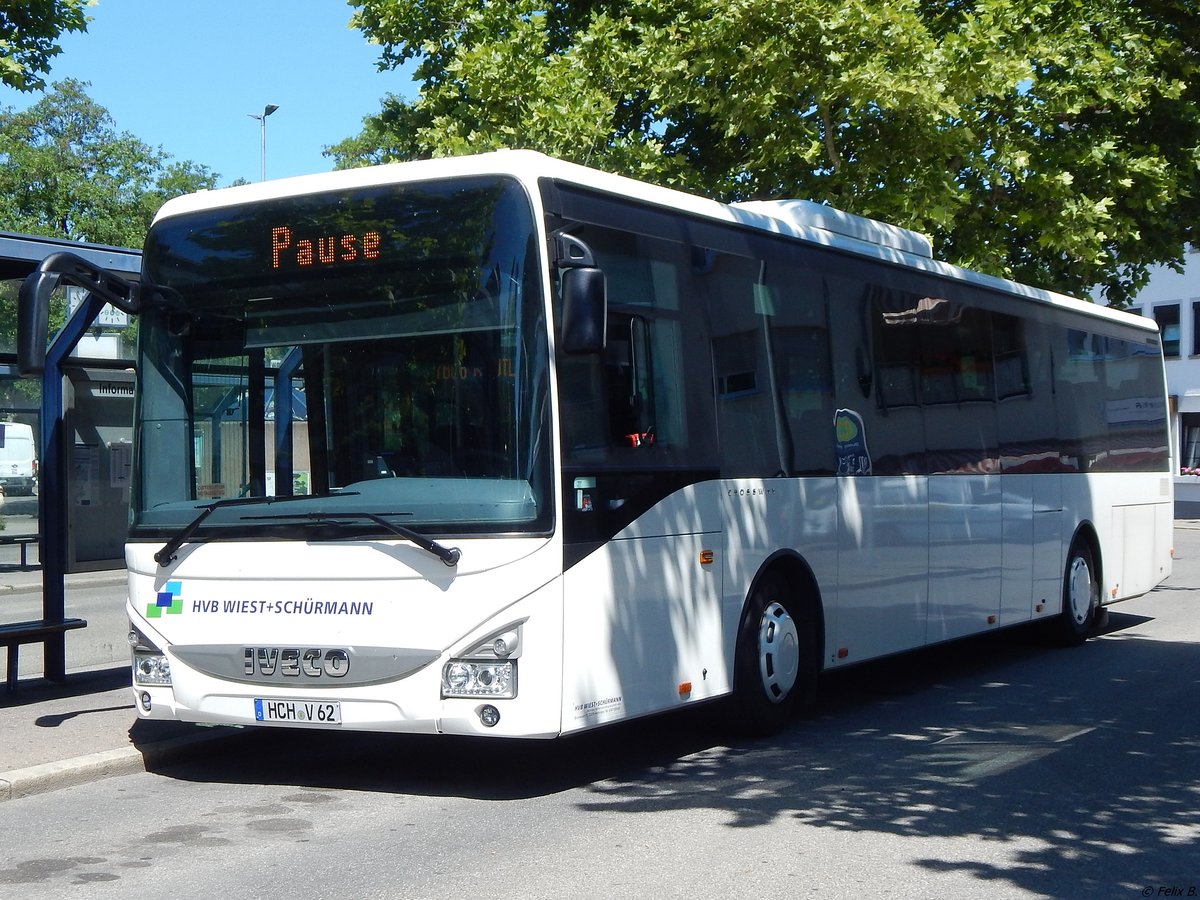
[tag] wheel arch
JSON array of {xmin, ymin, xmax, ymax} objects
[
  {"xmin": 742, "ymin": 549, "xmax": 827, "ymax": 673},
  {"xmin": 1067, "ymin": 519, "xmax": 1103, "ymax": 594}
]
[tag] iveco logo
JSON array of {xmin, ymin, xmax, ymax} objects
[{"xmin": 244, "ymin": 647, "xmax": 350, "ymax": 678}]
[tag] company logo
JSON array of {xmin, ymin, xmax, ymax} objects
[
  {"xmin": 147, "ymin": 581, "xmax": 183, "ymax": 619},
  {"xmin": 243, "ymin": 647, "xmax": 351, "ymax": 679}
]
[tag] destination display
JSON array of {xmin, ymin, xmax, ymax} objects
[
  {"xmin": 142, "ymin": 174, "xmax": 530, "ymax": 304},
  {"xmin": 269, "ymin": 225, "xmax": 383, "ymax": 269}
]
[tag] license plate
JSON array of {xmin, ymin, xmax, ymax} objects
[{"xmin": 254, "ymin": 698, "xmax": 341, "ymax": 725}]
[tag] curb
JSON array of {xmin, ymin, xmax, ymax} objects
[
  {"xmin": 0, "ymin": 745, "xmax": 146, "ymax": 802},
  {"xmin": 0, "ymin": 728, "xmax": 245, "ymax": 802},
  {"xmin": 0, "ymin": 572, "xmax": 127, "ymax": 596}
]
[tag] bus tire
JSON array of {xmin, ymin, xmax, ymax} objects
[
  {"xmin": 1052, "ymin": 539, "xmax": 1100, "ymax": 646},
  {"xmin": 731, "ymin": 570, "xmax": 818, "ymax": 735}
]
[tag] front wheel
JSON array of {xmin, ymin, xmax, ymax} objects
[
  {"xmin": 730, "ymin": 571, "xmax": 818, "ymax": 735},
  {"xmin": 1051, "ymin": 540, "xmax": 1100, "ymax": 646}
]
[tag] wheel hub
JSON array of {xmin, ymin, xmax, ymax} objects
[
  {"xmin": 1067, "ymin": 556, "xmax": 1094, "ymax": 625},
  {"xmin": 758, "ymin": 601, "xmax": 800, "ymax": 703}
]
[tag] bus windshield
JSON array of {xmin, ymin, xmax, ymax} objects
[{"xmin": 132, "ymin": 175, "xmax": 552, "ymax": 540}]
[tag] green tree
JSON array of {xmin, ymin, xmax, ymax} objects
[
  {"xmin": 0, "ymin": 79, "xmax": 219, "ymax": 248},
  {"xmin": 0, "ymin": 0, "xmax": 87, "ymax": 92},
  {"xmin": 336, "ymin": 0, "xmax": 1200, "ymax": 305}
]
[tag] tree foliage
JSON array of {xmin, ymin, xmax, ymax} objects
[
  {"xmin": 0, "ymin": 0, "xmax": 87, "ymax": 92},
  {"xmin": 336, "ymin": 0, "xmax": 1200, "ymax": 304},
  {"xmin": 0, "ymin": 79, "xmax": 219, "ymax": 247}
]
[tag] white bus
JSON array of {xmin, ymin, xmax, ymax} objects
[{"xmin": 24, "ymin": 150, "xmax": 1172, "ymax": 737}]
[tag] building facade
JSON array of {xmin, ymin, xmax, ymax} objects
[{"xmin": 1119, "ymin": 247, "xmax": 1200, "ymax": 515}]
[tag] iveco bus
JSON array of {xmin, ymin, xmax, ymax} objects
[{"xmin": 19, "ymin": 151, "xmax": 1172, "ymax": 737}]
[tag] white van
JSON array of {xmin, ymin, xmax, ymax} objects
[{"xmin": 0, "ymin": 422, "xmax": 37, "ymax": 496}]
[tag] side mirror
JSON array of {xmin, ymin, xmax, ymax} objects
[
  {"xmin": 556, "ymin": 233, "xmax": 606, "ymax": 354},
  {"xmin": 561, "ymin": 267, "xmax": 606, "ymax": 354}
]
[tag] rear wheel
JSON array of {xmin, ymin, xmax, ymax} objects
[
  {"xmin": 1052, "ymin": 540, "xmax": 1100, "ymax": 646},
  {"xmin": 731, "ymin": 570, "xmax": 818, "ymax": 735}
]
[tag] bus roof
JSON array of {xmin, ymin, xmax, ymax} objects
[{"xmin": 152, "ymin": 150, "xmax": 1156, "ymax": 337}]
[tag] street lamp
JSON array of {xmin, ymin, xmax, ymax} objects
[{"xmin": 248, "ymin": 103, "xmax": 280, "ymax": 181}]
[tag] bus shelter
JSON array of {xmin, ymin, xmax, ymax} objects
[{"xmin": 0, "ymin": 231, "xmax": 140, "ymax": 684}]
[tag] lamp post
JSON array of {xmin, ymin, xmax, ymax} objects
[{"xmin": 248, "ymin": 103, "xmax": 280, "ymax": 181}]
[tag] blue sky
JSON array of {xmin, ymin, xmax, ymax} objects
[{"xmin": 0, "ymin": 0, "xmax": 416, "ymax": 186}]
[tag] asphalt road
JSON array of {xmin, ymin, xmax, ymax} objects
[
  {"xmin": 1, "ymin": 533, "xmax": 1199, "ymax": 898},
  {"xmin": 0, "ymin": 494, "xmax": 40, "ymax": 528}
]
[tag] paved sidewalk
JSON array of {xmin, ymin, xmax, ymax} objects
[
  {"xmin": 0, "ymin": 564, "xmax": 241, "ymax": 801},
  {"xmin": 0, "ymin": 663, "xmax": 240, "ymax": 801}
]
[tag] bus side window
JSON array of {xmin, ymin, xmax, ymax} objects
[
  {"xmin": 556, "ymin": 221, "xmax": 700, "ymax": 470},
  {"xmin": 605, "ymin": 314, "xmax": 655, "ymax": 446},
  {"xmin": 708, "ymin": 251, "xmax": 785, "ymax": 477}
]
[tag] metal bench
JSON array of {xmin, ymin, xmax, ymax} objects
[
  {"xmin": 0, "ymin": 534, "xmax": 39, "ymax": 568},
  {"xmin": 0, "ymin": 618, "xmax": 87, "ymax": 691}
]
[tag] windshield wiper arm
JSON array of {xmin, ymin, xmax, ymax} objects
[
  {"xmin": 153, "ymin": 492, "xmax": 361, "ymax": 567},
  {"xmin": 239, "ymin": 511, "xmax": 462, "ymax": 567}
]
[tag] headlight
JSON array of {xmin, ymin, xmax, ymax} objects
[
  {"xmin": 133, "ymin": 650, "xmax": 172, "ymax": 686},
  {"xmin": 441, "ymin": 660, "xmax": 515, "ymax": 698}
]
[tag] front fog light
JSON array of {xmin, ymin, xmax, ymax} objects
[
  {"xmin": 133, "ymin": 650, "xmax": 172, "ymax": 686},
  {"xmin": 441, "ymin": 660, "xmax": 516, "ymax": 698}
]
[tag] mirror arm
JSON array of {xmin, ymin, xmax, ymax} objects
[
  {"xmin": 17, "ymin": 251, "xmax": 145, "ymax": 376},
  {"xmin": 554, "ymin": 232, "xmax": 597, "ymax": 270},
  {"xmin": 27, "ymin": 251, "xmax": 144, "ymax": 313}
]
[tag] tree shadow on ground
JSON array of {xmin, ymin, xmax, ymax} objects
[
  {"xmin": 151, "ymin": 614, "xmax": 1197, "ymax": 895},
  {"xmin": 578, "ymin": 616, "xmax": 1199, "ymax": 896}
]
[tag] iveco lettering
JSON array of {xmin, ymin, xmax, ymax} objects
[{"xmin": 244, "ymin": 648, "xmax": 350, "ymax": 678}]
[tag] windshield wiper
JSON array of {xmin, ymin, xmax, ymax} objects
[
  {"xmin": 153, "ymin": 492, "xmax": 361, "ymax": 567},
  {"xmin": 239, "ymin": 511, "xmax": 462, "ymax": 567}
]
